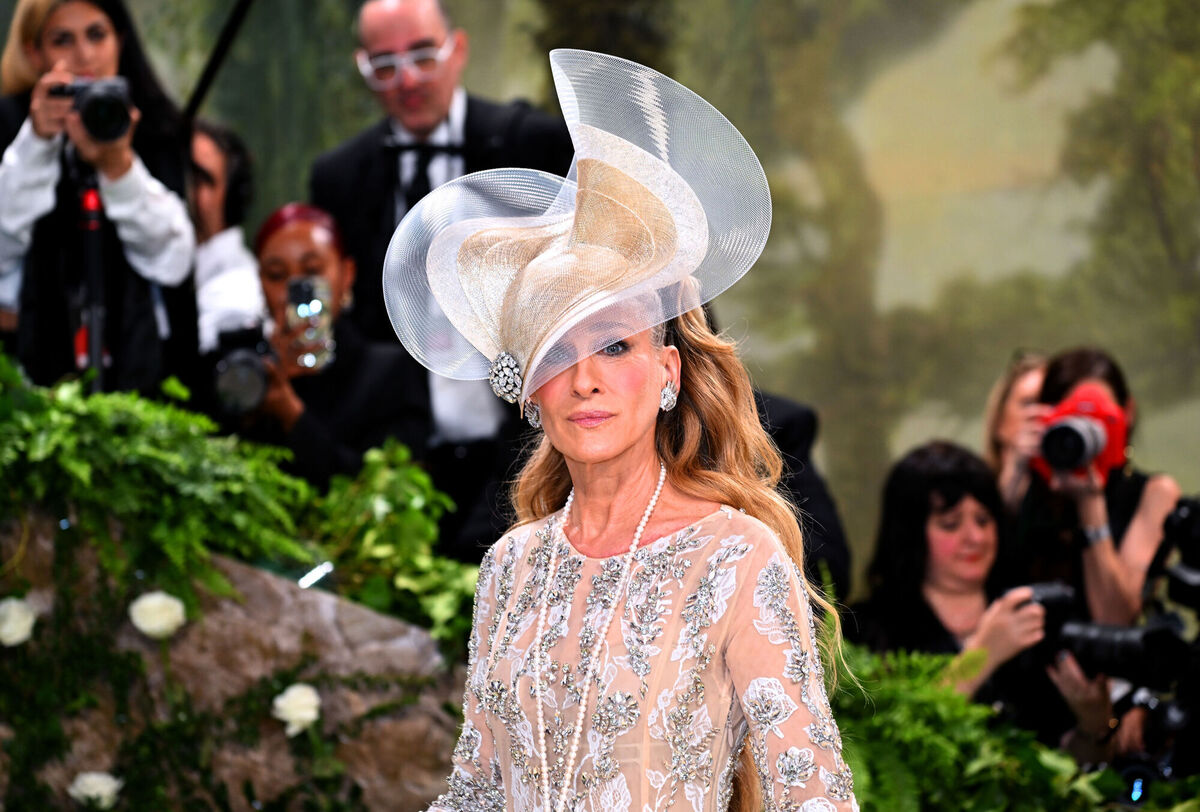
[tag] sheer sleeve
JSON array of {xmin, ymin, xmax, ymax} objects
[
  {"xmin": 724, "ymin": 529, "xmax": 857, "ymax": 811},
  {"xmin": 426, "ymin": 542, "xmax": 507, "ymax": 812}
]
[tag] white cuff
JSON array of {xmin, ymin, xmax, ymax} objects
[
  {"xmin": 97, "ymin": 155, "xmax": 150, "ymax": 208},
  {"xmin": 6, "ymin": 118, "xmax": 61, "ymax": 166}
]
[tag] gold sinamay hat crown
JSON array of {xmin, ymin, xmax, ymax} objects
[{"xmin": 382, "ymin": 49, "xmax": 771, "ymax": 407}]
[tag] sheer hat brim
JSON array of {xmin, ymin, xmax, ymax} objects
[{"xmin": 382, "ymin": 49, "xmax": 771, "ymax": 405}]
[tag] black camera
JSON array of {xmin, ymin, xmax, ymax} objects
[
  {"xmin": 212, "ymin": 326, "xmax": 272, "ymax": 415},
  {"xmin": 1022, "ymin": 581, "xmax": 1190, "ymax": 690},
  {"xmin": 48, "ymin": 77, "xmax": 132, "ymax": 142}
]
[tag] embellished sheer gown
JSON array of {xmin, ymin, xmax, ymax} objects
[{"xmin": 428, "ymin": 505, "xmax": 857, "ymax": 812}]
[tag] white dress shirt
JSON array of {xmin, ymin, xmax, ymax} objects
[
  {"xmin": 391, "ymin": 88, "xmax": 506, "ymax": 445},
  {"xmin": 194, "ymin": 226, "xmax": 265, "ymax": 353}
]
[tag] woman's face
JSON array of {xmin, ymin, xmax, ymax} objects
[
  {"xmin": 924, "ymin": 494, "xmax": 997, "ymax": 591},
  {"xmin": 995, "ymin": 366, "xmax": 1044, "ymax": 449},
  {"xmin": 257, "ymin": 221, "xmax": 354, "ymax": 328},
  {"xmin": 29, "ymin": 2, "xmax": 120, "ymax": 78},
  {"xmin": 532, "ymin": 327, "xmax": 679, "ymax": 470}
]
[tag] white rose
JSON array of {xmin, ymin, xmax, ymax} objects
[
  {"xmin": 128, "ymin": 590, "xmax": 186, "ymax": 640},
  {"xmin": 272, "ymin": 682, "xmax": 321, "ymax": 737},
  {"xmin": 67, "ymin": 771, "xmax": 123, "ymax": 809},
  {"xmin": 0, "ymin": 596, "xmax": 37, "ymax": 646}
]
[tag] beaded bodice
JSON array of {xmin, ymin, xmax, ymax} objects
[{"xmin": 428, "ymin": 507, "xmax": 857, "ymax": 812}]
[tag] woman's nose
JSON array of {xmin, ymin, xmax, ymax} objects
[{"xmin": 569, "ymin": 355, "xmax": 601, "ymax": 396}]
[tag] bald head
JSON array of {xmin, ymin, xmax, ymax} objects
[
  {"xmin": 357, "ymin": 0, "xmax": 450, "ymax": 45},
  {"xmin": 354, "ymin": 0, "xmax": 468, "ymax": 139}
]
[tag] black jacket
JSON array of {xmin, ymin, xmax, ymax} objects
[
  {"xmin": 236, "ymin": 319, "xmax": 432, "ymax": 491},
  {"xmin": 309, "ymin": 95, "xmax": 575, "ymax": 344},
  {"xmin": 308, "ymin": 95, "xmax": 573, "ymax": 561},
  {"xmin": 756, "ymin": 390, "xmax": 852, "ymax": 601}
]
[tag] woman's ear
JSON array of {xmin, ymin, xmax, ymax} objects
[{"xmin": 662, "ymin": 343, "xmax": 681, "ymax": 390}]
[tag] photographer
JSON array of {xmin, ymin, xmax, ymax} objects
[
  {"xmin": 226, "ymin": 202, "xmax": 429, "ymax": 490},
  {"xmin": 849, "ymin": 441, "xmax": 1121, "ymax": 760},
  {"xmin": 982, "ymin": 350, "xmax": 1048, "ymax": 516},
  {"xmin": 1002, "ymin": 347, "xmax": 1181, "ymax": 626},
  {"xmin": 0, "ymin": 0, "xmax": 196, "ymax": 392},
  {"xmin": 189, "ymin": 118, "xmax": 263, "ymax": 354},
  {"xmin": 850, "ymin": 443, "xmax": 1046, "ymax": 695}
]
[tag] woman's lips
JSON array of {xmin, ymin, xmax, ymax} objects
[{"xmin": 568, "ymin": 411, "xmax": 612, "ymax": 428}]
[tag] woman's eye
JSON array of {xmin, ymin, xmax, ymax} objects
[
  {"xmin": 86, "ymin": 26, "xmax": 110, "ymax": 43},
  {"xmin": 50, "ymin": 33, "xmax": 73, "ymax": 48},
  {"xmin": 544, "ymin": 341, "xmax": 575, "ymax": 369},
  {"xmin": 601, "ymin": 340, "xmax": 628, "ymax": 356}
]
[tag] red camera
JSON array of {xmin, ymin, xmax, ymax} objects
[{"xmin": 1031, "ymin": 382, "xmax": 1128, "ymax": 486}]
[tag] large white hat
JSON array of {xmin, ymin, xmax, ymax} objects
[{"xmin": 382, "ymin": 49, "xmax": 771, "ymax": 408}]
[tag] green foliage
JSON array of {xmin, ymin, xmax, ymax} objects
[
  {"xmin": 0, "ymin": 354, "xmax": 311, "ymax": 611},
  {"xmin": 304, "ymin": 440, "xmax": 477, "ymax": 657},
  {"xmin": 830, "ymin": 643, "xmax": 1199, "ymax": 812}
]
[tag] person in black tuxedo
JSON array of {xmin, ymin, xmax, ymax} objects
[
  {"xmin": 755, "ymin": 389, "xmax": 852, "ymax": 602},
  {"xmin": 309, "ymin": 0, "xmax": 573, "ymax": 562}
]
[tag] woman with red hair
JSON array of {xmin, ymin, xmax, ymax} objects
[{"xmin": 233, "ymin": 201, "xmax": 429, "ymax": 489}]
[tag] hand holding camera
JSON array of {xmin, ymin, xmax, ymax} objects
[
  {"xmin": 31, "ymin": 60, "xmax": 137, "ymax": 179},
  {"xmin": 29, "ymin": 60, "xmax": 75, "ymax": 139},
  {"xmin": 1032, "ymin": 381, "xmax": 1129, "ymax": 489},
  {"xmin": 964, "ymin": 585, "xmax": 1047, "ymax": 670}
]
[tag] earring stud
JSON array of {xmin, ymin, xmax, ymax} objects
[
  {"xmin": 659, "ymin": 382, "xmax": 677, "ymax": 412},
  {"xmin": 525, "ymin": 401, "xmax": 542, "ymax": 429}
]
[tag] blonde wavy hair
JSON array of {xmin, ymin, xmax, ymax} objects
[
  {"xmin": 982, "ymin": 350, "xmax": 1046, "ymax": 472},
  {"xmin": 1, "ymin": 0, "xmax": 65, "ymax": 95},
  {"xmin": 511, "ymin": 306, "xmax": 845, "ymax": 811}
]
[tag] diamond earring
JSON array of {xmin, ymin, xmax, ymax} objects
[
  {"xmin": 659, "ymin": 382, "xmax": 678, "ymax": 412},
  {"xmin": 525, "ymin": 401, "xmax": 542, "ymax": 429}
]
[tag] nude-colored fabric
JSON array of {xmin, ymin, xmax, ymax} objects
[{"xmin": 427, "ymin": 507, "xmax": 858, "ymax": 812}]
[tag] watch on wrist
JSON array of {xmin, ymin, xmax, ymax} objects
[{"xmin": 1082, "ymin": 523, "xmax": 1112, "ymax": 546}]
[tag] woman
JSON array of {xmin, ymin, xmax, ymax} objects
[
  {"xmin": 1006, "ymin": 347, "xmax": 1181, "ymax": 626},
  {"xmin": 850, "ymin": 442, "xmax": 1043, "ymax": 692},
  {"xmin": 233, "ymin": 202, "xmax": 429, "ymax": 490},
  {"xmin": 850, "ymin": 441, "xmax": 1115, "ymax": 760},
  {"xmin": 982, "ymin": 351, "xmax": 1047, "ymax": 515},
  {"xmin": 385, "ymin": 51, "xmax": 856, "ymax": 811},
  {"xmin": 0, "ymin": 0, "xmax": 195, "ymax": 392}
]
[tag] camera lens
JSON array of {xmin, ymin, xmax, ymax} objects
[
  {"xmin": 1041, "ymin": 416, "xmax": 1106, "ymax": 470},
  {"xmin": 74, "ymin": 78, "xmax": 132, "ymax": 142},
  {"xmin": 214, "ymin": 349, "xmax": 269, "ymax": 414},
  {"xmin": 80, "ymin": 95, "xmax": 131, "ymax": 142}
]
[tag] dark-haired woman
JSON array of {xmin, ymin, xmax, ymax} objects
[
  {"xmin": 238, "ymin": 202, "xmax": 429, "ymax": 491},
  {"xmin": 1002, "ymin": 347, "xmax": 1181, "ymax": 626},
  {"xmin": 850, "ymin": 440, "xmax": 1116, "ymax": 760},
  {"xmin": 849, "ymin": 441, "xmax": 1046, "ymax": 697},
  {"xmin": 0, "ymin": 0, "xmax": 196, "ymax": 391}
]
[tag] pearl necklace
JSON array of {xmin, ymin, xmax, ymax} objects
[{"xmin": 532, "ymin": 462, "xmax": 666, "ymax": 812}]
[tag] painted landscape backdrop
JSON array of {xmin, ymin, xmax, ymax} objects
[{"xmin": 3, "ymin": 0, "xmax": 1197, "ymax": 598}]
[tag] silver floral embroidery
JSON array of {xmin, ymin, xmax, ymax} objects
[
  {"xmin": 435, "ymin": 512, "xmax": 855, "ymax": 812},
  {"xmin": 743, "ymin": 677, "xmax": 798, "ymax": 737},
  {"xmin": 593, "ymin": 691, "xmax": 640, "ymax": 736},
  {"xmin": 777, "ymin": 746, "xmax": 817, "ymax": 787}
]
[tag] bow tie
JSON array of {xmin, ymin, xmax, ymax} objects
[{"xmin": 382, "ymin": 138, "xmax": 465, "ymax": 156}]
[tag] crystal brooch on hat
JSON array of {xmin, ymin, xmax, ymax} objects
[{"xmin": 489, "ymin": 352, "xmax": 523, "ymax": 403}]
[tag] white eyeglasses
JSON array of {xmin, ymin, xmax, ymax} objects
[{"xmin": 355, "ymin": 38, "xmax": 455, "ymax": 90}]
